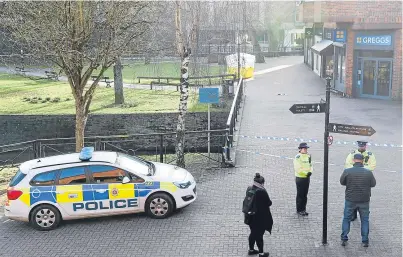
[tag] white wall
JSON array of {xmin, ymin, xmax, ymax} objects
[{"xmin": 313, "ymin": 53, "xmax": 321, "ymax": 76}]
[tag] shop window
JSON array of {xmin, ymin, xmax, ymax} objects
[
  {"xmin": 339, "ymin": 48, "xmax": 345, "ymax": 83},
  {"xmin": 334, "ymin": 49, "xmax": 339, "ymax": 80}
]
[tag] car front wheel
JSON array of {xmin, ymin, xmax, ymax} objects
[
  {"xmin": 30, "ymin": 204, "xmax": 61, "ymax": 231},
  {"xmin": 145, "ymin": 193, "xmax": 174, "ymax": 219}
]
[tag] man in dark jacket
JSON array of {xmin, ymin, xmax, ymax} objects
[
  {"xmin": 246, "ymin": 173, "xmax": 273, "ymax": 257},
  {"xmin": 340, "ymin": 153, "xmax": 376, "ymax": 247}
]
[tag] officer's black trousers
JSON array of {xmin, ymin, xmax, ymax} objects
[
  {"xmin": 248, "ymin": 226, "xmax": 265, "ymax": 253},
  {"xmin": 296, "ymin": 177, "xmax": 310, "ymax": 212}
]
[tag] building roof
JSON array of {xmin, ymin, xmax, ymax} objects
[{"xmin": 311, "ymin": 40, "xmax": 333, "ymax": 54}]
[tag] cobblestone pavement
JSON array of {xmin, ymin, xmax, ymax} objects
[{"xmin": 0, "ymin": 57, "xmax": 401, "ymax": 257}]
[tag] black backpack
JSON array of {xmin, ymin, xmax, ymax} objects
[{"xmin": 242, "ymin": 186, "xmax": 257, "ymax": 215}]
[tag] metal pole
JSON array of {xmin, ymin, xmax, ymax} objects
[
  {"xmin": 237, "ymin": 32, "xmax": 241, "ymax": 79},
  {"xmin": 208, "ymin": 103, "xmax": 211, "ymax": 157},
  {"xmin": 159, "ymin": 135, "xmax": 164, "ymax": 163},
  {"xmin": 322, "ymin": 76, "xmax": 331, "ymax": 245}
]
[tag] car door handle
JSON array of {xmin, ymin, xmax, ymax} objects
[{"xmin": 95, "ymin": 189, "xmax": 107, "ymax": 193}]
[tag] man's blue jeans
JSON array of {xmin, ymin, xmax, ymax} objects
[{"xmin": 341, "ymin": 200, "xmax": 370, "ymax": 243}]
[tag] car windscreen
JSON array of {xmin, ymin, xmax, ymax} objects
[
  {"xmin": 117, "ymin": 153, "xmax": 150, "ymax": 176},
  {"xmin": 9, "ymin": 169, "xmax": 27, "ymax": 187}
]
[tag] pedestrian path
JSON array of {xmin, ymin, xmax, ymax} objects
[
  {"xmin": 0, "ymin": 56, "xmax": 303, "ymax": 89},
  {"xmin": 233, "ymin": 60, "xmax": 402, "ymax": 256}
]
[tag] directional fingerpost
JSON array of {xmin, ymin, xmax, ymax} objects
[
  {"xmin": 329, "ymin": 123, "xmax": 376, "ymax": 136},
  {"xmin": 289, "ymin": 103, "xmax": 326, "ymax": 114}
]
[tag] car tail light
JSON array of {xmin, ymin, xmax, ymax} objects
[{"xmin": 7, "ymin": 188, "xmax": 23, "ymax": 200}]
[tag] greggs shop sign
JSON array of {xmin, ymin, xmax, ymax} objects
[{"xmin": 355, "ymin": 35, "xmax": 392, "ymax": 46}]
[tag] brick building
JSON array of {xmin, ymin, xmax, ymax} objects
[{"xmin": 299, "ymin": 1, "xmax": 402, "ymax": 100}]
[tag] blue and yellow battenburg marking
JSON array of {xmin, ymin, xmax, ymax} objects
[{"xmin": 17, "ymin": 181, "xmax": 178, "ymax": 210}]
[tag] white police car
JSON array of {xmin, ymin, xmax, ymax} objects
[{"xmin": 5, "ymin": 147, "xmax": 197, "ymax": 230}]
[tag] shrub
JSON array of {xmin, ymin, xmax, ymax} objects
[
  {"xmin": 30, "ymin": 99, "xmax": 38, "ymax": 104},
  {"xmin": 45, "ymin": 97, "xmax": 51, "ymax": 101},
  {"xmin": 41, "ymin": 100, "xmax": 47, "ymax": 103}
]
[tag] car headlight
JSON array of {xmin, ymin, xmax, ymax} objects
[{"xmin": 173, "ymin": 181, "xmax": 191, "ymax": 189}]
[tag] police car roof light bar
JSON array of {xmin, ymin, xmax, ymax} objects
[{"xmin": 79, "ymin": 147, "xmax": 94, "ymax": 161}]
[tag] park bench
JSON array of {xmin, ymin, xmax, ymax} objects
[
  {"xmin": 15, "ymin": 66, "xmax": 26, "ymax": 74},
  {"xmin": 91, "ymin": 76, "xmax": 113, "ymax": 87},
  {"xmin": 137, "ymin": 76, "xmax": 174, "ymax": 84},
  {"xmin": 45, "ymin": 71, "xmax": 59, "ymax": 80},
  {"xmin": 102, "ymin": 76, "xmax": 113, "ymax": 88}
]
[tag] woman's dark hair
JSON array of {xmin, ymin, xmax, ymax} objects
[{"xmin": 254, "ymin": 173, "xmax": 265, "ymax": 184}]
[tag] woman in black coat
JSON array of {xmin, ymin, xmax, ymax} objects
[{"xmin": 247, "ymin": 173, "xmax": 273, "ymax": 257}]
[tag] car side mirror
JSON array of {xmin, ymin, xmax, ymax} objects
[{"xmin": 122, "ymin": 176, "xmax": 130, "ymax": 184}]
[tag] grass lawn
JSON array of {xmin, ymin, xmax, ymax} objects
[{"xmin": 0, "ymin": 73, "xmax": 225, "ymax": 114}]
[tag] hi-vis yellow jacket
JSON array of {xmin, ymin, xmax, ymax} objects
[
  {"xmin": 293, "ymin": 153, "xmax": 313, "ymax": 178},
  {"xmin": 344, "ymin": 150, "xmax": 376, "ymax": 171}
]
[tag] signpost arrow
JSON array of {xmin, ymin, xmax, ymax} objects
[
  {"xmin": 329, "ymin": 123, "xmax": 376, "ymax": 136},
  {"xmin": 289, "ymin": 103, "xmax": 326, "ymax": 114}
]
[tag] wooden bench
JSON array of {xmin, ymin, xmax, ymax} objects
[
  {"xmin": 91, "ymin": 76, "xmax": 113, "ymax": 87},
  {"xmin": 15, "ymin": 66, "xmax": 26, "ymax": 74},
  {"xmin": 137, "ymin": 76, "xmax": 174, "ymax": 84},
  {"xmin": 45, "ymin": 71, "xmax": 59, "ymax": 80},
  {"xmin": 102, "ymin": 76, "xmax": 113, "ymax": 88}
]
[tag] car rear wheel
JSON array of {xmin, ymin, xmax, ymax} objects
[
  {"xmin": 30, "ymin": 204, "xmax": 61, "ymax": 231},
  {"xmin": 145, "ymin": 193, "xmax": 174, "ymax": 219}
]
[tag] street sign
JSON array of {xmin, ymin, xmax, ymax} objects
[
  {"xmin": 289, "ymin": 103, "xmax": 326, "ymax": 114},
  {"xmin": 199, "ymin": 88, "xmax": 219, "ymax": 104},
  {"xmin": 305, "ymin": 28, "xmax": 313, "ymax": 38},
  {"xmin": 199, "ymin": 87, "xmax": 220, "ymax": 157},
  {"xmin": 329, "ymin": 123, "xmax": 376, "ymax": 136}
]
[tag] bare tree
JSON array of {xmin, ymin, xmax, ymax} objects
[
  {"xmin": 2, "ymin": 1, "xmax": 152, "ymax": 151},
  {"xmin": 174, "ymin": 1, "xmax": 199, "ymax": 168},
  {"xmin": 113, "ymin": 55, "xmax": 124, "ymax": 105}
]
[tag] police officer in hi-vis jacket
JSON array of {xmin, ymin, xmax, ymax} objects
[
  {"xmin": 293, "ymin": 142, "xmax": 313, "ymax": 216},
  {"xmin": 344, "ymin": 140, "xmax": 376, "ymax": 221}
]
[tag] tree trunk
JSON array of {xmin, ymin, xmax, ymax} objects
[
  {"xmin": 75, "ymin": 103, "xmax": 87, "ymax": 152},
  {"xmin": 114, "ymin": 56, "xmax": 124, "ymax": 105},
  {"xmin": 249, "ymin": 29, "xmax": 265, "ymax": 63},
  {"xmin": 175, "ymin": 48, "xmax": 191, "ymax": 168}
]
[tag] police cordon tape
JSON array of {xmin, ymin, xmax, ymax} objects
[
  {"xmin": 237, "ymin": 135, "xmax": 403, "ymax": 148},
  {"xmin": 236, "ymin": 149, "xmax": 401, "ymax": 173}
]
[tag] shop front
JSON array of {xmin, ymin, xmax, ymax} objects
[
  {"xmin": 311, "ymin": 39, "xmax": 333, "ymax": 78},
  {"xmin": 353, "ymin": 32, "xmax": 394, "ymax": 99},
  {"xmin": 332, "ymin": 29, "xmax": 347, "ymax": 93}
]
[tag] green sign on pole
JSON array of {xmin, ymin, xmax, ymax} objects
[{"xmin": 305, "ymin": 28, "xmax": 313, "ymax": 38}]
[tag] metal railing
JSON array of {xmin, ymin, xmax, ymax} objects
[
  {"xmin": 0, "ymin": 130, "xmax": 229, "ymax": 170},
  {"xmin": 223, "ymin": 77, "xmax": 244, "ymax": 165}
]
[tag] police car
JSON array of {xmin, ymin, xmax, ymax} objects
[{"xmin": 5, "ymin": 147, "xmax": 197, "ymax": 230}]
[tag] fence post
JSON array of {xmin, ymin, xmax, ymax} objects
[
  {"xmin": 33, "ymin": 141, "xmax": 39, "ymax": 159},
  {"xmin": 96, "ymin": 139, "xmax": 102, "ymax": 151},
  {"xmin": 159, "ymin": 135, "xmax": 164, "ymax": 163},
  {"xmin": 224, "ymin": 129, "xmax": 231, "ymax": 162}
]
